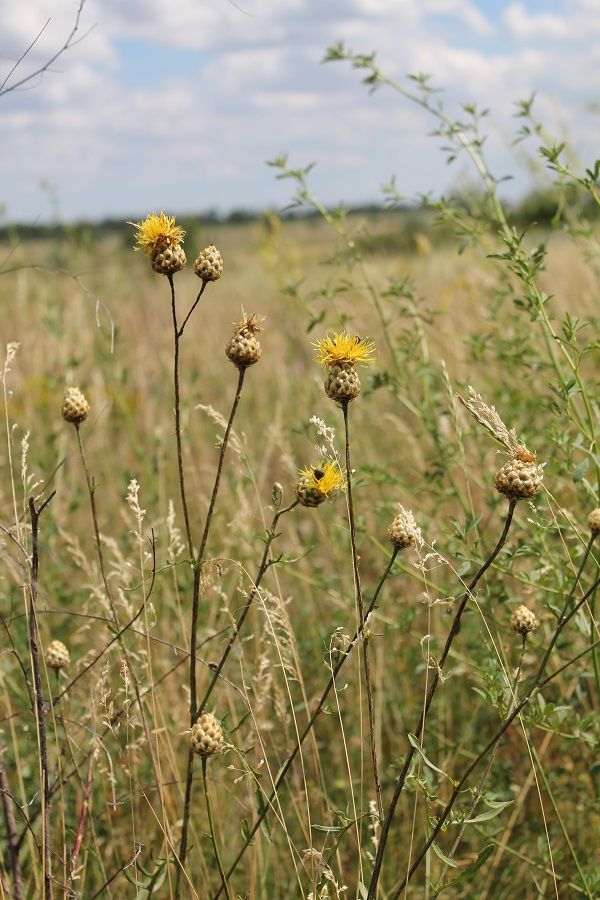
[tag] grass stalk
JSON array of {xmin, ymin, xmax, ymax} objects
[{"xmin": 212, "ymin": 547, "xmax": 400, "ymax": 898}]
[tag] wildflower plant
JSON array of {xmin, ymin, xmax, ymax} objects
[{"xmin": 1, "ymin": 42, "xmax": 600, "ymax": 900}]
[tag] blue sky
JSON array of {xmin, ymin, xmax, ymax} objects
[{"xmin": 1, "ymin": 0, "xmax": 599, "ymax": 224}]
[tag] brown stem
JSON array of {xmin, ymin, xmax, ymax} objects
[
  {"xmin": 66, "ymin": 750, "xmax": 94, "ymax": 895},
  {"xmin": 367, "ymin": 499, "xmax": 517, "ymax": 899},
  {"xmin": 28, "ymin": 494, "xmax": 55, "ymax": 900}
]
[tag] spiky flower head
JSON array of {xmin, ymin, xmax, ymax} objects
[
  {"xmin": 128, "ymin": 211, "xmax": 186, "ymax": 274},
  {"xmin": 46, "ymin": 639, "xmax": 70, "ymax": 670},
  {"xmin": 225, "ymin": 313, "xmax": 265, "ymax": 369},
  {"xmin": 388, "ymin": 506, "xmax": 421, "ymax": 550},
  {"xmin": 295, "ymin": 461, "xmax": 345, "ymax": 508},
  {"xmin": 61, "ymin": 387, "xmax": 90, "ymax": 425},
  {"xmin": 510, "ymin": 603, "xmax": 539, "ymax": 636},
  {"xmin": 588, "ymin": 508, "xmax": 600, "ymax": 536},
  {"xmin": 458, "ymin": 388, "xmax": 544, "ymax": 502},
  {"xmin": 194, "ymin": 245, "xmax": 223, "ymax": 282},
  {"xmin": 314, "ymin": 332, "xmax": 375, "ymax": 403},
  {"xmin": 314, "ymin": 332, "xmax": 376, "ymax": 369},
  {"xmin": 494, "ymin": 448, "xmax": 543, "ymax": 502},
  {"xmin": 190, "ymin": 712, "xmax": 224, "ymax": 757},
  {"xmin": 129, "ymin": 211, "xmax": 185, "ymax": 255}
]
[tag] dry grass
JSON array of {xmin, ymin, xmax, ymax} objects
[{"xmin": 0, "ymin": 208, "xmax": 599, "ymax": 898}]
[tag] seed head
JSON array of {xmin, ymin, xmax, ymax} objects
[
  {"xmin": 295, "ymin": 461, "xmax": 345, "ymax": 507},
  {"xmin": 225, "ymin": 313, "xmax": 265, "ymax": 369},
  {"xmin": 387, "ymin": 506, "xmax": 421, "ymax": 550},
  {"xmin": 510, "ymin": 604, "xmax": 539, "ymax": 636},
  {"xmin": 588, "ymin": 508, "xmax": 600, "ymax": 536},
  {"xmin": 61, "ymin": 387, "xmax": 90, "ymax": 425},
  {"xmin": 46, "ymin": 639, "xmax": 70, "ymax": 670},
  {"xmin": 190, "ymin": 713, "xmax": 224, "ymax": 757},
  {"xmin": 494, "ymin": 448, "xmax": 543, "ymax": 501},
  {"xmin": 194, "ymin": 245, "xmax": 223, "ymax": 282}
]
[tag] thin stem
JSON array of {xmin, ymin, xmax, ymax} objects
[
  {"xmin": 177, "ymin": 366, "xmax": 247, "ymax": 894},
  {"xmin": 203, "ymin": 758, "xmax": 232, "ymax": 900},
  {"xmin": 367, "ymin": 499, "xmax": 517, "ymax": 899},
  {"xmin": 75, "ymin": 426, "xmax": 119, "ymax": 624},
  {"xmin": 190, "ymin": 367, "xmax": 247, "ymax": 715},
  {"xmin": 435, "ymin": 635, "xmax": 528, "ymax": 889},
  {"xmin": 28, "ymin": 495, "xmax": 55, "ymax": 900},
  {"xmin": 342, "ymin": 400, "xmax": 383, "ymax": 820},
  {"xmin": 211, "ymin": 548, "xmax": 400, "ymax": 898},
  {"xmin": 178, "ymin": 284, "xmax": 208, "ymax": 337},
  {"xmin": 195, "ymin": 499, "xmax": 299, "ymax": 719},
  {"xmin": 66, "ymin": 750, "xmax": 94, "ymax": 896},
  {"xmin": 170, "ymin": 274, "xmax": 195, "ymax": 559}
]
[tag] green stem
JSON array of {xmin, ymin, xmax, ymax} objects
[
  {"xmin": 195, "ymin": 499, "xmax": 298, "ymax": 719},
  {"xmin": 169, "ymin": 274, "xmax": 195, "ymax": 559},
  {"xmin": 177, "ymin": 367, "xmax": 247, "ymax": 893},
  {"xmin": 342, "ymin": 400, "xmax": 383, "ymax": 820},
  {"xmin": 367, "ymin": 500, "xmax": 517, "ymax": 899},
  {"xmin": 391, "ymin": 569, "xmax": 600, "ymax": 897},
  {"xmin": 434, "ymin": 636, "xmax": 528, "ymax": 890}
]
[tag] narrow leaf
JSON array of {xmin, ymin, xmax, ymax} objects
[
  {"xmin": 436, "ymin": 843, "xmax": 495, "ymax": 894},
  {"xmin": 431, "ymin": 841, "xmax": 458, "ymax": 867},
  {"xmin": 408, "ymin": 733, "xmax": 453, "ymax": 781}
]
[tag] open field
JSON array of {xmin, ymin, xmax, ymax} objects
[{"xmin": 0, "ymin": 201, "xmax": 599, "ymax": 898}]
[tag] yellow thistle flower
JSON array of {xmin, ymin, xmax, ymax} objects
[
  {"xmin": 128, "ymin": 211, "xmax": 185, "ymax": 256},
  {"xmin": 313, "ymin": 332, "xmax": 376, "ymax": 369},
  {"xmin": 297, "ymin": 461, "xmax": 345, "ymax": 498}
]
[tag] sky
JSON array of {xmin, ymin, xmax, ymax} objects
[{"xmin": 1, "ymin": 0, "xmax": 599, "ymax": 224}]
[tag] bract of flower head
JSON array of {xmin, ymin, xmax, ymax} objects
[
  {"xmin": 128, "ymin": 211, "xmax": 185, "ymax": 256},
  {"xmin": 314, "ymin": 332, "xmax": 376, "ymax": 369},
  {"xmin": 298, "ymin": 460, "xmax": 345, "ymax": 498}
]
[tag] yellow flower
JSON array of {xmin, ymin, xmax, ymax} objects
[
  {"xmin": 314, "ymin": 332, "xmax": 376, "ymax": 368},
  {"xmin": 128, "ymin": 211, "xmax": 185, "ymax": 256},
  {"xmin": 298, "ymin": 461, "xmax": 345, "ymax": 498}
]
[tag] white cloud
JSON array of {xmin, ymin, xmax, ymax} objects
[{"xmin": 1, "ymin": 0, "xmax": 599, "ymax": 222}]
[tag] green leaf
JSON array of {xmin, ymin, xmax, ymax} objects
[
  {"xmin": 312, "ymin": 824, "xmax": 346, "ymax": 835},
  {"xmin": 254, "ymin": 790, "xmax": 273, "ymax": 844},
  {"xmin": 241, "ymin": 818, "xmax": 251, "ymax": 842},
  {"xmin": 408, "ymin": 734, "xmax": 456, "ymax": 784},
  {"xmin": 431, "ymin": 841, "xmax": 458, "ymax": 867},
  {"xmin": 434, "ymin": 844, "xmax": 495, "ymax": 895},
  {"xmin": 573, "ymin": 459, "xmax": 589, "ymax": 483},
  {"xmin": 460, "ymin": 798, "xmax": 513, "ymax": 823}
]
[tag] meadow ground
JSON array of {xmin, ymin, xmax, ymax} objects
[{"xmin": 0, "ymin": 204, "xmax": 599, "ymax": 898}]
